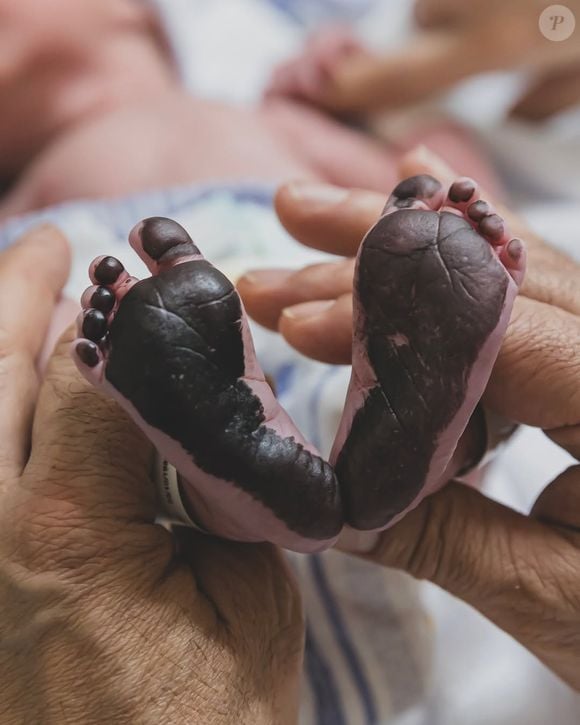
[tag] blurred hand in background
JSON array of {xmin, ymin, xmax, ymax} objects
[{"xmin": 267, "ymin": 0, "xmax": 580, "ymax": 120}]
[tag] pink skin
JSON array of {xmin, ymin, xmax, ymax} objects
[
  {"xmin": 331, "ymin": 177, "xmax": 526, "ymax": 536},
  {"xmin": 266, "ymin": 25, "xmax": 373, "ymax": 103},
  {"xmin": 72, "ymin": 222, "xmax": 338, "ymax": 554},
  {"xmin": 0, "ymin": 5, "xmax": 502, "ymax": 220},
  {"xmin": 70, "ymin": 176, "xmax": 524, "ymax": 551}
]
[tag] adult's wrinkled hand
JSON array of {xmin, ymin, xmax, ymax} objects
[
  {"xmin": 267, "ymin": 0, "xmax": 580, "ymax": 119},
  {"xmin": 0, "ymin": 226, "xmax": 302, "ymax": 724},
  {"xmin": 239, "ymin": 148, "xmax": 580, "ymax": 690}
]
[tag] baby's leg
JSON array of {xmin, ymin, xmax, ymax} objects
[
  {"xmin": 72, "ymin": 218, "xmax": 342, "ymax": 553},
  {"xmin": 332, "ymin": 174, "xmax": 526, "ymax": 530}
]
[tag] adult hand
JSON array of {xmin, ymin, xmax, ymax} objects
[
  {"xmin": 267, "ymin": 1, "xmax": 580, "ymax": 118},
  {"xmin": 238, "ymin": 147, "xmax": 580, "ymax": 689},
  {"xmin": 0, "ymin": 227, "xmax": 302, "ymax": 724}
]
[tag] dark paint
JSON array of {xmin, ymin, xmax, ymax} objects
[
  {"xmin": 449, "ymin": 179, "xmax": 476, "ymax": 203},
  {"xmin": 140, "ymin": 217, "xmax": 201, "ymax": 263},
  {"xmin": 82, "ymin": 309, "xmax": 108, "ymax": 342},
  {"xmin": 104, "ymin": 259, "xmax": 343, "ymax": 540},
  {"xmin": 468, "ymin": 200, "xmax": 490, "ymax": 222},
  {"xmin": 391, "ymin": 175, "xmax": 441, "ymax": 206},
  {"xmin": 335, "ymin": 209, "xmax": 509, "ymax": 529},
  {"xmin": 479, "ymin": 214, "xmax": 504, "ymax": 241},
  {"xmin": 76, "ymin": 340, "xmax": 100, "ymax": 368},
  {"xmin": 91, "ymin": 287, "xmax": 116, "ymax": 314},
  {"xmin": 95, "ymin": 256, "xmax": 125, "ymax": 285}
]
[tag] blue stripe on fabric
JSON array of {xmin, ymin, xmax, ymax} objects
[
  {"xmin": 304, "ymin": 623, "xmax": 347, "ymax": 725},
  {"xmin": 274, "ymin": 362, "xmax": 296, "ymax": 397},
  {"xmin": 310, "ymin": 555, "xmax": 378, "ymax": 725}
]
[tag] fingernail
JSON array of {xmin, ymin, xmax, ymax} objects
[
  {"xmin": 282, "ymin": 300, "xmax": 334, "ymax": 320},
  {"xmin": 287, "ymin": 181, "xmax": 349, "ymax": 208},
  {"xmin": 239, "ymin": 269, "xmax": 293, "ymax": 288}
]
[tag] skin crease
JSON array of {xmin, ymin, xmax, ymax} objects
[
  {"xmin": 238, "ymin": 148, "xmax": 580, "ymax": 690},
  {"xmin": 0, "ymin": 228, "xmax": 302, "ymax": 724},
  {"xmin": 267, "ymin": 0, "xmax": 580, "ymax": 118}
]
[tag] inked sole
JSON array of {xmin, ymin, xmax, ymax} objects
[
  {"xmin": 73, "ymin": 218, "xmax": 342, "ymax": 553},
  {"xmin": 331, "ymin": 175, "xmax": 525, "ymax": 531}
]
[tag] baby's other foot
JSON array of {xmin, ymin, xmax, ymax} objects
[
  {"xmin": 72, "ymin": 218, "xmax": 342, "ymax": 553},
  {"xmin": 332, "ymin": 175, "xmax": 526, "ymax": 531}
]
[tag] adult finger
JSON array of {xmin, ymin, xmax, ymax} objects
[
  {"xmin": 512, "ymin": 63, "xmax": 580, "ymax": 122},
  {"xmin": 274, "ymin": 147, "xmax": 464, "ymax": 259},
  {"xmin": 351, "ymin": 475, "xmax": 580, "ymax": 690},
  {"xmin": 246, "ymin": 274, "xmax": 580, "ymax": 412},
  {"xmin": 485, "ymin": 296, "xmax": 580, "ymax": 429},
  {"xmin": 279, "ymin": 294, "xmax": 353, "ymax": 364},
  {"xmin": 320, "ymin": 21, "xmax": 527, "ymax": 114},
  {"xmin": 0, "ymin": 224, "xmax": 71, "ymax": 356},
  {"xmin": 16, "ymin": 326, "xmax": 158, "ymax": 564},
  {"xmin": 414, "ymin": 0, "xmax": 492, "ymax": 28},
  {"xmin": 532, "ymin": 465, "xmax": 580, "ymax": 533},
  {"xmin": 238, "ymin": 259, "xmax": 354, "ymax": 331},
  {"xmin": 275, "ymin": 181, "xmax": 384, "ymax": 257},
  {"xmin": 277, "ymin": 149, "xmax": 580, "ymax": 316},
  {"xmin": 0, "ymin": 225, "xmax": 71, "ymax": 477},
  {"xmin": 273, "ymin": 148, "xmax": 459, "ymax": 258}
]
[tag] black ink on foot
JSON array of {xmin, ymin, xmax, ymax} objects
[
  {"xmin": 76, "ymin": 340, "xmax": 100, "ymax": 368},
  {"xmin": 94, "ymin": 256, "xmax": 125, "ymax": 285},
  {"xmin": 391, "ymin": 174, "xmax": 442, "ymax": 208},
  {"xmin": 91, "ymin": 287, "xmax": 116, "ymax": 314},
  {"xmin": 448, "ymin": 178, "xmax": 476, "ymax": 203},
  {"xmin": 335, "ymin": 206, "xmax": 510, "ymax": 529},
  {"xmin": 140, "ymin": 217, "xmax": 201, "ymax": 263},
  {"xmin": 82, "ymin": 309, "xmax": 107, "ymax": 342}
]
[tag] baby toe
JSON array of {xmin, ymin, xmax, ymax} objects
[
  {"xmin": 478, "ymin": 213, "xmax": 505, "ymax": 244},
  {"xmin": 385, "ymin": 174, "xmax": 446, "ymax": 213},
  {"xmin": 129, "ymin": 217, "xmax": 201, "ymax": 274},
  {"xmin": 447, "ymin": 177, "xmax": 478, "ymax": 208},
  {"xmin": 90, "ymin": 255, "xmax": 129, "ymax": 289},
  {"xmin": 81, "ymin": 285, "xmax": 116, "ymax": 315},
  {"xmin": 500, "ymin": 238, "xmax": 527, "ymax": 287},
  {"xmin": 79, "ymin": 308, "xmax": 108, "ymax": 344},
  {"xmin": 74, "ymin": 339, "xmax": 102, "ymax": 369},
  {"xmin": 467, "ymin": 200, "xmax": 491, "ymax": 223}
]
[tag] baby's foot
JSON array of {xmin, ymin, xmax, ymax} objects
[
  {"xmin": 72, "ymin": 218, "xmax": 342, "ymax": 553},
  {"xmin": 331, "ymin": 175, "xmax": 526, "ymax": 531}
]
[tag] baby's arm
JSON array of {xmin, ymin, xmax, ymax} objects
[{"xmin": 267, "ymin": 2, "xmax": 580, "ymax": 115}]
